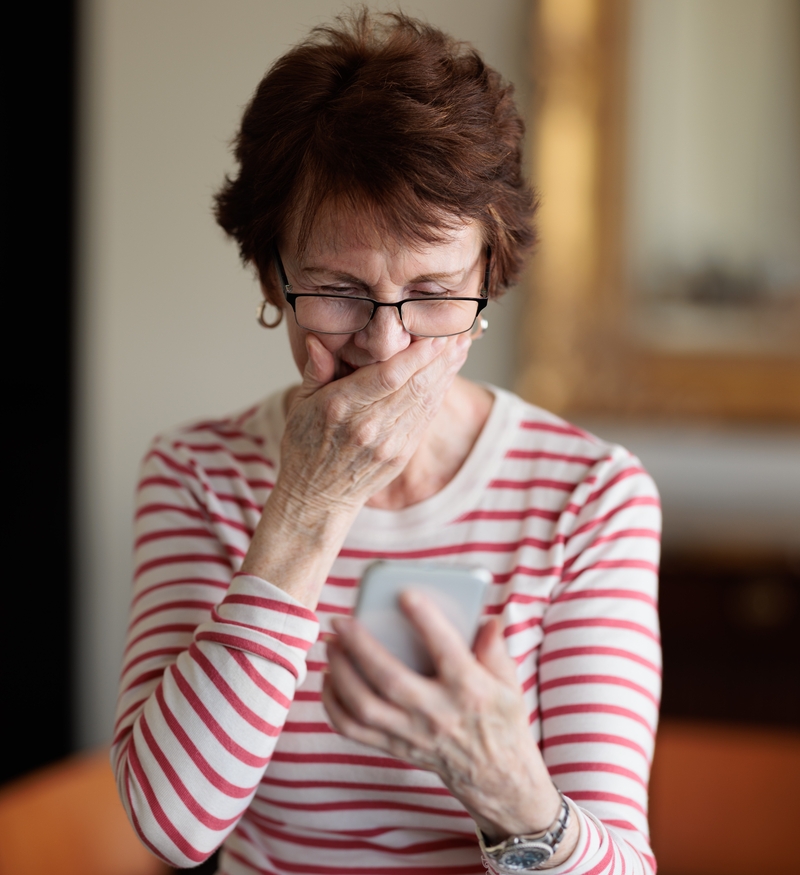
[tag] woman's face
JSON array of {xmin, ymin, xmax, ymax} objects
[{"xmin": 277, "ymin": 212, "xmax": 485, "ymax": 380}]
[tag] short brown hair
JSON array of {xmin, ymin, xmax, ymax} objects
[{"xmin": 214, "ymin": 9, "xmax": 536, "ymax": 301}]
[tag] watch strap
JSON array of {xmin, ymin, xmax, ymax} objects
[{"xmin": 478, "ymin": 790, "xmax": 571, "ymax": 872}]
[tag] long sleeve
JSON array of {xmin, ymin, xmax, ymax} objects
[
  {"xmin": 111, "ymin": 433, "xmax": 319, "ymax": 866},
  {"xmin": 534, "ymin": 451, "xmax": 661, "ymax": 874}
]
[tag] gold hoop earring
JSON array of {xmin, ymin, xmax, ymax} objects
[{"xmin": 256, "ymin": 300, "xmax": 283, "ymax": 329}]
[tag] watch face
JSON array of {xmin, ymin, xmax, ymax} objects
[{"xmin": 498, "ymin": 841, "xmax": 553, "ymax": 870}]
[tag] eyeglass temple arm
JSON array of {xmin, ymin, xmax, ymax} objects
[{"xmin": 273, "ymin": 246, "xmax": 292, "ymax": 292}]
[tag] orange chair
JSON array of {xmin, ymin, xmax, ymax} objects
[
  {"xmin": 0, "ymin": 748, "xmax": 169, "ymax": 875},
  {"xmin": 4, "ymin": 728, "xmax": 797, "ymax": 874},
  {"xmin": 649, "ymin": 720, "xmax": 800, "ymax": 875}
]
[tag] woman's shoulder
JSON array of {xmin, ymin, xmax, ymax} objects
[
  {"xmin": 490, "ymin": 386, "xmax": 633, "ymax": 460},
  {"xmin": 141, "ymin": 390, "xmax": 285, "ymax": 480},
  {"xmin": 488, "ymin": 386, "xmax": 660, "ymax": 505}
]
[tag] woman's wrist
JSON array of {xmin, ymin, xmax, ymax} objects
[
  {"xmin": 470, "ymin": 764, "xmax": 580, "ymax": 869},
  {"xmin": 239, "ymin": 482, "xmax": 358, "ymax": 608},
  {"xmin": 473, "ymin": 776, "xmax": 562, "ymax": 844},
  {"xmin": 536, "ymin": 801, "xmax": 580, "ymax": 868},
  {"xmin": 477, "ymin": 796, "xmax": 580, "ymax": 872}
]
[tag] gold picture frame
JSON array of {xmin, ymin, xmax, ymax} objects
[{"xmin": 517, "ymin": 0, "xmax": 800, "ymax": 422}]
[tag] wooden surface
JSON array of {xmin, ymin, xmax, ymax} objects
[
  {"xmin": 649, "ymin": 720, "xmax": 800, "ymax": 875},
  {"xmin": 0, "ymin": 748, "xmax": 169, "ymax": 875}
]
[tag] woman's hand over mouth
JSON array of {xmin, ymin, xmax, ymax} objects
[{"xmin": 280, "ymin": 332, "xmax": 471, "ymax": 517}]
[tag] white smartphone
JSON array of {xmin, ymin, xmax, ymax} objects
[{"xmin": 354, "ymin": 560, "xmax": 492, "ymax": 675}]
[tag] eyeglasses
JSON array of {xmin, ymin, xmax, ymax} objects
[{"xmin": 274, "ymin": 248, "xmax": 490, "ymax": 337}]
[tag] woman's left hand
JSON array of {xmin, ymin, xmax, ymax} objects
[{"xmin": 322, "ymin": 592, "xmax": 567, "ymax": 845}]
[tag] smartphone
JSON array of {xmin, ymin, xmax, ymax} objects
[{"xmin": 354, "ymin": 560, "xmax": 492, "ymax": 675}]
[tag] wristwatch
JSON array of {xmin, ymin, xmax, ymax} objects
[{"xmin": 477, "ymin": 790, "xmax": 571, "ymax": 872}]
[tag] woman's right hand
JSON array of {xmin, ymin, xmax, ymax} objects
[
  {"xmin": 281, "ymin": 332, "xmax": 470, "ymax": 515},
  {"xmin": 238, "ymin": 331, "xmax": 470, "ymax": 607}
]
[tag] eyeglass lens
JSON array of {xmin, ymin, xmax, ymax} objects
[{"xmin": 294, "ymin": 296, "xmax": 481, "ymax": 337}]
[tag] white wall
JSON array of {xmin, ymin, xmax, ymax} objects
[{"xmin": 75, "ymin": 0, "xmax": 532, "ymax": 749}]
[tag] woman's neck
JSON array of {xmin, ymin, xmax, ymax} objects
[{"xmin": 364, "ymin": 376, "xmax": 493, "ymax": 511}]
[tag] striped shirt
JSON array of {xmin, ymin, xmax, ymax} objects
[{"xmin": 112, "ymin": 385, "xmax": 662, "ymax": 874}]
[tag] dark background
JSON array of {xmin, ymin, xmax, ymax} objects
[
  {"xmin": 659, "ymin": 550, "xmax": 799, "ymax": 727},
  {"xmin": 2, "ymin": 0, "xmax": 76, "ymax": 784}
]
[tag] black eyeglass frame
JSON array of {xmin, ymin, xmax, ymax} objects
[{"xmin": 273, "ymin": 247, "xmax": 490, "ymax": 337}]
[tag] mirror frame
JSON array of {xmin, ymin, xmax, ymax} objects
[{"xmin": 517, "ymin": 0, "xmax": 800, "ymax": 422}]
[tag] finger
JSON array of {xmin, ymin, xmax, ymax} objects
[
  {"xmin": 348, "ymin": 332, "xmax": 466, "ymax": 401},
  {"xmin": 472, "ymin": 618, "xmax": 520, "ymax": 687},
  {"xmin": 392, "ymin": 333, "xmax": 470, "ymax": 397},
  {"xmin": 293, "ymin": 334, "xmax": 336, "ymax": 404},
  {"xmin": 330, "ymin": 617, "xmax": 434, "ymax": 710},
  {"xmin": 325, "ymin": 637, "xmax": 412, "ymax": 734},
  {"xmin": 338, "ymin": 335, "xmax": 469, "ymax": 445},
  {"xmin": 397, "ymin": 590, "xmax": 476, "ymax": 682},
  {"xmin": 321, "ymin": 672, "xmax": 394, "ymax": 751},
  {"xmin": 399, "ymin": 334, "xmax": 471, "ymax": 407},
  {"xmin": 363, "ymin": 335, "xmax": 445, "ymax": 397}
]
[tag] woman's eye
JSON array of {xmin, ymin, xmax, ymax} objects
[{"xmin": 410, "ymin": 289, "xmax": 451, "ymax": 298}]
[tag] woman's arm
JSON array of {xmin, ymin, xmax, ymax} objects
[
  {"xmin": 322, "ymin": 597, "xmax": 581, "ymax": 866},
  {"xmin": 113, "ymin": 333, "xmax": 471, "ymax": 865},
  {"xmin": 240, "ymin": 333, "xmax": 471, "ymax": 605},
  {"xmin": 112, "ymin": 442, "xmax": 320, "ymax": 867},
  {"xmin": 322, "ymin": 451, "xmax": 661, "ymax": 874},
  {"xmin": 534, "ymin": 453, "xmax": 661, "ymax": 873}
]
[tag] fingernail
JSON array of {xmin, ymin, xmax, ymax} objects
[{"xmin": 431, "ymin": 336, "xmax": 447, "ymax": 350}]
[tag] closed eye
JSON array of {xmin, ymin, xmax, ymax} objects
[
  {"xmin": 320, "ymin": 286, "xmax": 363, "ymax": 296},
  {"xmin": 407, "ymin": 288, "xmax": 459, "ymax": 299}
]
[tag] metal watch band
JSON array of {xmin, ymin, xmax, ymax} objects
[{"xmin": 477, "ymin": 790, "xmax": 571, "ymax": 872}]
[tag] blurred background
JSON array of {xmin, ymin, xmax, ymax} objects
[{"xmin": 3, "ymin": 1, "xmax": 798, "ymax": 874}]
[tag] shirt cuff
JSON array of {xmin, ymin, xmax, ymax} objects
[{"xmin": 194, "ymin": 573, "xmax": 320, "ymax": 685}]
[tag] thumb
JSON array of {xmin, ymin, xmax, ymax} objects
[
  {"xmin": 473, "ymin": 618, "xmax": 519, "ymax": 687},
  {"xmin": 294, "ymin": 334, "xmax": 336, "ymax": 404}
]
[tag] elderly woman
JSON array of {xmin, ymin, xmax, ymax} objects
[{"xmin": 113, "ymin": 12, "xmax": 661, "ymax": 875}]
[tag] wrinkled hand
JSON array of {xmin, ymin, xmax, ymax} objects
[
  {"xmin": 322, "ymin": 592, "xmax": 564, "ymax": 842},
  {"xmin": 277, "ymin": 333, "xmax": 470, "ymax": 515},
  {"xmin": 239, "ymin": 333, "xmax": 469, "ymax": 607}
]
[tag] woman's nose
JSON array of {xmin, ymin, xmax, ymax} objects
[{"xmin": 354, "ymin": 304, "xmax": 411, "ymax": 360}]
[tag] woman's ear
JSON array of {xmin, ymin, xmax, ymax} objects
[
  {"xmin": 256, "ymin": 267, "xmax": 285, "ymax": 328},
  {"xmin": 257, "ymin": 262, "xmax": 284, "ymax": 306}
]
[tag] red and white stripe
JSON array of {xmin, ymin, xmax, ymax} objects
[{"xmin": 113, "ymin": 387, "xmax": 662, "ymax": 874}]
